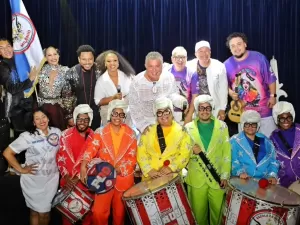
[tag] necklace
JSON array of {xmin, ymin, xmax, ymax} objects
[{"xmin": 81, "ymin": 68, "xmax": 93, "ymax": 105}]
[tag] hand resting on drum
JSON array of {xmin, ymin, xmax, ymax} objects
[
  {"xmin": 159, "ymin": 166, "xmax": 172, "ymax": 176},
  {"xmin": 239, "ymin": 173, "xmax": 249, "ymax": 179},
  {"xmin": 268, "ymin": 177, "xmax": 277, "ymax": 185},
  {"xmin": 148, "ymin": 169, "xmax": 162, "ymax": 179},
  {"xmin": 64, "ymin": 174, "xmax": 79, "ymax": 191}
]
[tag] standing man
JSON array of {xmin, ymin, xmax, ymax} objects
[
  {"xmin": 65, "ymin": 45, "xmax": 101, "ymax": 130},
  {"xmin": 56, "ymin": 104, "xmax": 94, "ymax": 225},
  {"xmin": 224, "ymin": 32, "xmax": 277, "ymax": 137},
  {"xmin": 185, "ymin": 41, "xmax": 228, "ymax": 124},
  {"xmin": 0, "ymin": 38, "xmax": 37, "ymax": 137},
  {"xmin": 185, "ymin": 95, "xmax": 231, "ymax": 225},
  {"xmin": 164, "ymin": 46, "xmax": 194, "ymax": 124},
  {"xmin": 128, "ymin": 51, "xmax": 186, "ymax": 133}
]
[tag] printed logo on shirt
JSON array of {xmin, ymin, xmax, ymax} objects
[
  {"xmin": 237, "ymin": 68, "xmax": 260, "ymax": 107},
  {"xmin": 47, "ymin": 133, "xmax": 59, "ymax": 146}
]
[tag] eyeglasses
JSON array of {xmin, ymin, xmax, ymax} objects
[
  {"xmin": 198, "ymin": 106, "xmax": 212, "ymax": 112},
  {"xmin": 244, "ymin": 123, "xmax": 258, "ymax": 128},
  {"xmin": 76, "ymin": 118, "xmax": 90, "ymax": 123},
  {"xmin": 111, "ymin": 111, "xmax": 126, "ymax": 118},
  {"xmin": 173, "ymin": 56, "xmax": 187, "ymax": 61},
  {"xmin": 278, "ymin": 116, "xmax": 293, "ymax": 123},
  {"xmin": 156, "ymin": 109, "xmax": 172, "ymax": 117}
]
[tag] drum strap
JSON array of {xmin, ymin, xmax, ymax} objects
[
  {"xmin": 252, "ymin": 136, "xmax": 261, "ymax": 162},
  {"xmin": 157, "ymin": 124, "xmax": 167, "ymax": 153},
  {"xmin": 277, "ymin": 131, "xmax": 293, "ymax": 156},
  {"xmin": 198, "ymin": 151, "xmax": 221, "ymax": 184}
]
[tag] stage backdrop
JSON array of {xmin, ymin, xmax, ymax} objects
[{"xmin": 1, "ymin": 0, "xmax": 299, "ymax": 121}]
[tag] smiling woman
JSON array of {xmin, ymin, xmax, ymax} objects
[
  {"xmin": 38, "ymin": 46, "xmax": 72, "ymax": 131},
  {"xmin": 94, "ymin": 50, "xmax": 135, "ymax": 126},
  {"xmin": 3, "ymin": 107, "xmax": 61, "ymax": 225}
]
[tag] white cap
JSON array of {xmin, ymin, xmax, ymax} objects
[
  {"xmin": 153, "ymin": 97, "xmax": 174, "ymax": 116},
  {"xmin": 194, "ymin": 95, "xmax": 214, "ymax": 114},
  {"xmin": 195, "ymin": 40, "xmax": 211, "ymax": 52},
  {"xmin": 272, "ymin": 101, "xmax": 295, "ymax": 125},
  {"xmin": 107, "ymin": 99, "xmax": 128, "ymax": 121},
  {"xmin": 73, "ymin": 104, "xmax": 93, "ymax": 126},
  {"xmin": 240, "ymin": 110, "xmax": 261, "ymax": 131}
]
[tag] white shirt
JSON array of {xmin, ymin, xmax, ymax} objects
[
  {"xmin": 187, "ymin": 58, "xmax": 228, "ymax": 116},
  {"xmin": 128, "ymin": 70, "xmax": 180, "ymax": 132}
]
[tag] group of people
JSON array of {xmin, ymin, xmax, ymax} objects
[{"xmin": 0, "ymin": 31, "xmax": 298, "ymax": 225}]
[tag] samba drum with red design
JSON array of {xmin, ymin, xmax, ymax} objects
[
  {"xmin": 222, "ymin": 177, "xmax": 300, "ymax": 225},
  {"xmin": 123, "ymin": 173, "xmax": 196, "ymax": 225},
  {"xmin": 86, "ymin": 158, "xmax": 116, "ymax": 194},
  {"xmin": 52, "ymin": 184, "xmax": 93, "ymax": 224}
]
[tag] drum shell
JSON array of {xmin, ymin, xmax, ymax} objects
[
  {"xmin": 221, "ymin": 178, "xmax": 300, "ymax": 225},
  {"xmin": 123, "ymin": 174, "xmax": 196, "ymax": 225},
  {"xmin": 52, "ymin": 184, "xmax": 94, "ymax": 224}
]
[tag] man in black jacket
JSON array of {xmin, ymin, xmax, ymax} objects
[{"xmin": 0, "ymin": 38, "xmax": 37, "ymax": 137}]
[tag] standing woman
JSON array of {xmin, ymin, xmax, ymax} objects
[
  {"xmin": 94, "ymin": 50, "xmax": 135, "ymax": 126},
  {"xmin": 38, "ymin": 46, "xmax": 73, "ymax": 130},
  {"xmin": 3, "ymin": 107, "xmax": 61, "ymax": 225}
]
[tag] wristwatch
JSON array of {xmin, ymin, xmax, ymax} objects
[{"xmin": 270, "ymin": 94, "xmax": 277, "ymax": 98}]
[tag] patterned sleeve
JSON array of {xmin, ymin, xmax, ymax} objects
[
  {"xmin": 169, "ymin": 132, "xmax": 192, "ymax": 172},
  {"xmin": 56, "ymin": 132, "xmax": 69, "ymax": 177},
  {"xmin": 260, "ymin": 54, "xmax": 277, "ymax": 85},
  {"xmin": 230, "ymin": 136, "xmax": 245, "ymax": 176},
  {"xmin": 128, "ymin": 80, "xmax": 150, "ymax": 133},
  {"xmin": 220, "ymin": 124, "xmax": 232, "ymax": 180},
  {"xmin": 137, "ymin": 134, "xmax": 152, "ymax": 177},
  {"xmin": 118, "ymin": 138, "xmax": 138, "ymax": 177},
  {"xmin": 62, "ymin": 67, "xmax": 76, "ymax": 120},
  {"xmin": 265, "ymin": 139, "xmax": 280, "ymax": 179},
  {"xmin": 83, "ymin": 131, "xmax": 102, "ymax": 162}
]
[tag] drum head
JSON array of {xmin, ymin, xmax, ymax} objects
[
  {"xmin": 51, "ymin": 187, "xmax": 70, "ymax": 207},
  {"xmin": 86, "ymin": 159, "xmax": 116, "ymax": 194},
  {"xmin": 123, "ymin": 173, "xmax": 178, "ymax": 199},
  {"xmin": 229, "ymin": 177, "xmax": 300, "ymax": 206}
]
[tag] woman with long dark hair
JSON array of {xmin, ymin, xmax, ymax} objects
[
  {"xmin": 38, "ymin": 46, "xmax": 73, "ymax": 130},
  {"xmin": 3, "ymin": 107, "xmax": 61, "ymax": 225},
  {"xmin": 94, "ymin": 50, "xmax": 135, "ymax": 126}
]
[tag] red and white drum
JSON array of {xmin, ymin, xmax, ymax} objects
[
  {"xmin": 123, "ymin": 173, "xmax": 196, "ymax": 225},
  {"xmin": 52, "ymin": 184, "xmax": 93, "ymax": 224},
  {"xmin": 222, "ymin": 177, "xmax": 300, "ymax": 225}
]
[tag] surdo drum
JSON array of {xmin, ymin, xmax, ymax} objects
[
  {"xmin": 123, "ymin": 173, "xmax": 196, "ymax": 225},
  {"xmin": 222, "ymin": 177, "xmax": 300, "ymax": 225},
  {"xmin": 52, "ymin": 184, "xmax": 93, "ymax": 224}
]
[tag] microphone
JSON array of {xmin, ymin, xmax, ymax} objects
[
  {"xmin": 182, "ymin": 101, "xmax": 188, "ymax": 121},
  {"xmin": 116, "ymin": 85, "xmax": 121, "ymax": 93}
]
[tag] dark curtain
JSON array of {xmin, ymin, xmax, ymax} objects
[{"xmin": 1, "ymin": 0, "xmax": 299, "ymax": 121}]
